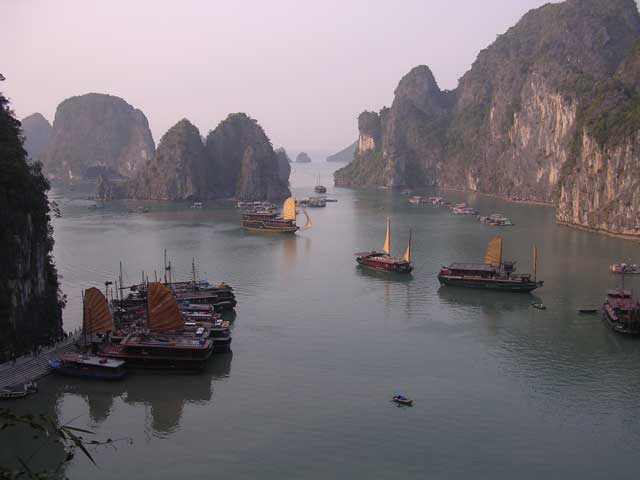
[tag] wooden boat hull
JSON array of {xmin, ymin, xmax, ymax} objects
[
  {"xmin": 602, "ymin": 309, "xmax": 640, "ymax": 335},
  {"xmin": 356, "ymin": 257, "xmax": 413, "ymax": 274},
  {"xmin": 438, "ymin": 275, "xmax": 542, "ymax": 292},
  {"xmin": 242, "ymin": 222, "xmax": 298, "ymax": 233}
]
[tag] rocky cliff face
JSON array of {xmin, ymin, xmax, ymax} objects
[
  {"xmin": 274, "ymin": 147, "xmax": 292, "ymax": 185},
  {"xmin": 204, "ymin": 114, "xmax": 290, "ymax": 201},
  {"xmin": 1, "ymin": 93, "xmax": 63, "ymax": 356},
  {"xmin": 20, "ymin": 113, "xmax": 51, "ymax": 162},
  {"xmin": 326, "ymin": 141, "xmax": 357, "ymax": 162},
  {"xmin": 41, "ymin": 93, "xmax": 154, "ymax": 182},
  {"xmin": 295, "ymin": 152, "xmax": 312, "ymax": 163},
  {"xmin": 131, "ymin": 119, "xmax": 205, "ymax": 200},
  {"xmin": 335, "ymin": 0, "xmax": 640, "ymax": 236}
]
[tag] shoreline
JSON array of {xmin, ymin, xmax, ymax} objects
[
  {"xmin": 556, "ymin": 220, "xmax": 640, "ymax": 242},
  {"xmin": 437, "ymin": 186, "xmax": 555, "ymax": 207}
]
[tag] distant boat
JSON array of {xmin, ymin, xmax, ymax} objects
[
  {"xmin": 392, "ymin": 392, "xmax": 413, "ymax": 406},
  {"xmin": 315, "ymin": 174, "xmax": 327, "ymax": 194},
  {"xmin": 355, "ymin": 217, "xmax": 413, "ymax": 273},
  {"xmin": 610, "ymin": 263, "xmax": 640, "ymax": 274},
  {"xmin": 578, "ymin": 308, "xmax": 598, "ymax": 314},
  {"xmin": 531, "ymin": 302, "xmax": 546, "ymax": 310},
  {"xmin": 241, "ymin": 196, "xmax": 311, "ymax": 233},
  {"xmin": 0, "ymin": 382, "xmax": 38, "ymax": 400},
  {"xmin": 602, "ymin": 289, "xmax": 640, "ymax": 335},
  {"xmin": 190, "ymin": 202, "xmax": 204, "ymax": 209},
  {"xmin": 438, "ymin": 237, "xmax": 543, "ymax": 292},
  {"xmin": 305, "ymin": 197, "xmax": 326, "ymax": 208}
]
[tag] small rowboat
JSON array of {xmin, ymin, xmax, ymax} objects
[
  {"xmin": 578, "ymin": 308, "xmax": 598, "ymax": 314},
  {"xmin": 0, "ymin": 382, "xmax": 38, "ymax": 400},
  {"xmin": 531, "ymin": 302, "xmax": 546, "ymax": 310},
  {"xmin": 392, "ymin": 393, "xmax": 413, "ymax": 406}
]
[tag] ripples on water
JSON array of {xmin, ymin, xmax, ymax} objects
[{"xmin": 4, "ymin": 163, "xmax": 640, "ymax": 479}]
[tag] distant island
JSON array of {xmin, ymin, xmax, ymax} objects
[
  {"xmin": 335, "ymin": 0, "xmax": 640, "ymax": 238},
  {"xmin": 295, "ymin": 152, "xmax": 312, "ymax": 163},
  {"xmin": 21, "ymin": 94, "xmax": 291, "ymax": 201},
  {"xmin": 326, "ymin": 141, "xmax": 356, "ymax": 162}
]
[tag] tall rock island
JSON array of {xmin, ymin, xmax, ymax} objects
[
  {"xmin": 41, "ymin": 93, "xmax": 155, "ymax": 182},
  {"xmin": 1, "ymin": 92, "xmax": 63, "ymax": 356},
  {"xmin": 326, "ymin": 141, "xmax": 357, "ymax": 162},
  {"xmin": 335, "ymin": 0, "xmax": 640, "ymax": 237},
  {"xmin": 20, "ymin": 112, "xmax": 52, "ymax": 162}
]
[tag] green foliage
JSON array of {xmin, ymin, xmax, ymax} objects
[{"xmin": 334, "ymin": 149, "xmax": 385, "ymax": 187}]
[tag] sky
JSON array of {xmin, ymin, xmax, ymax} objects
[{"xmin": 2, "ymin": 0, "xmax": 557, "ymax": 158}]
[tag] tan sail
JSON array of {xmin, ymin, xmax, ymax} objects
[
  {"xmin": 300, "ymin": 205, "xmax": 312, "ymax": 230},
  {"xmin": 83, "ymin": 287, "xmax": 114, "ymax": 334},
  {"xmin": 484, "ymin": 236, "xmax": 503, "ymax": 266},
  {"xmin": 147, "ymin": 282, "xmax": 184, "ymax": 332},
  {"xmin": 403, "ymin": 228, "xmax": 412, "ymax": 262},
  {"xmin": 383, "ymin": 217, "xmax": 391, "ymax": 255},
  {"xmin": 282, "ymin": 196, "xmax": 296, "ymax": 221}
]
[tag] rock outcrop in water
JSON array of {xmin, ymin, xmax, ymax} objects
[
  {"xmin": 130, "ymin": 119, "xmax": 206, "ymax": 200},
  {"xmin": 295, "ymin": 152, "xmax": 312, "ymax": 163},
  {"xmin": 335, "ymin": 0, "xmax": 640, "ymax": 237},
  {"xmin": 204, "ymin": 113, "xmax": 290, "ymax": 200},
  {"xmin": 326, "ymin": 141, "xmax": 357, "ymax": 162},
  {"xmin": 41, "ymin": 93, "xmax": 155, "ymax": 182},
  {"xmin": 20, "ymin": 113, "xmax": 51, "ymax": 162},
  {"xmin": 1, "ymin": 93, "xmax": 63, "ymax": 356}
]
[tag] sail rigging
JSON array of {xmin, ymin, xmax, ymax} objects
[
  {"xmin": 383, "ymin": 217, "xmax": 391, "ymax": 255},
  {"xmin": 83, "ymin": 287, "xmax": 114, "ymax": 334},
  {"xmin": 147, "ymin": 282, "xmax": 184, "ymax": 332},
  {"xmin": 300, "ymin": 205, "xmax": 312, "ymax": 230},
  {"xmin": 484, "ymin": 236, "xmax": 503, "ymax": 266},
  {"xmin": 282, "ymin": 196, "xmax": 296, "ymax": 221},
  {"xmin": 403, "ymin": 228, "xmax": 412, "ymax": 262}
]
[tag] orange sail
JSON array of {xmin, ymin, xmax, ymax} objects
[
  {"xmin": 383, "ymin": 217, "xmax": 391, "ymax": 255},
  {"xmin": 147, "ymin": 282, "xmax": 184, "ymax": 332},
  {"xmin": 484, "ymin": 236, "xmax": 503, "ymax": 266},
  {"xmin": 403, "ymin": 228, "xmax": 412, "ymax": 262},
  {"xmin": 83, "ymin": 287, "xmax": 114, "ymax": 334}
]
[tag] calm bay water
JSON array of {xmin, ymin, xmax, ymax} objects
[{"xmin": 3, "ymin": 162, "xmax": 640, "ymax": 478}]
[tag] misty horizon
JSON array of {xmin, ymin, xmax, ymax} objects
[{"xmin": 4, "ymin": 0, "xmax": 568, "ymax": 158}]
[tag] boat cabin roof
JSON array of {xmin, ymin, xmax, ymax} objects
[
  {"xmin": 608, "ymin": 289, "xmax": 632, "ymax": 299},
  {"xmin": 59, "ymin": 353, "xmax": 125, "ymax": 368},
  {"xmin": 447, "ymin": 262, "xmax": 497, "ymax": 272}
]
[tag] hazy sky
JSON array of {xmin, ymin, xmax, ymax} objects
[{"xmin": 3, "ymin": 0, "xmax": 556, "ymax": 158}]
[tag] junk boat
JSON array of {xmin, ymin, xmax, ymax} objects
[
  {"xmin": 602, "ymin": 289, "xmax": 640, "ymax": 335},
  {"xmin": 241, "ymin": 196, "xmax": 311, "ymax": 233},
  {"xmin": 99, "ymin": 283, "xmax": 214, "ymax": 371},
  {"xmin": 314, "ymin": 174, "xmax": 327, "ymax": 194},
  {"xmin": 438, "ymin": 236, "xmax": 543, "ymax": 292},
  {"xmin": 49, "ymin": 354, "xmax": 126, "ymax": 380},
  {"xmin": 479, "ymin": 213, "xmax": 514, "ymax": 227},
  {"xmin": 355, "ymin": 217, "xmax": 413, "ymax": 273},
  {"xmin": 610, "ymin": 263, "xmax": 640, "ymax": 274}
]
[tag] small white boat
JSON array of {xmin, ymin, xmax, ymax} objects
[
  {"xmin": 392, "ymin": 392, "xmax": 413, "ymax": 406},
  {"xmin": 0, "ymin": 381, "xmax": 38, "ymax": 399}
]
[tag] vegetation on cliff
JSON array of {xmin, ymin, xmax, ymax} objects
[
  {"xmin": 20, "ymin": 112, "xmax": 51, "ymax": 162},
  {"xmin": 0, "ymin": 92, "xmax": 63, "ymax": 356}
]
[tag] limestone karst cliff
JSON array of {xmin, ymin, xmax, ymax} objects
[
  {"xmin": 131, "ymin": 119, "xmax": 206, "ymax": 200},
  {"xmin": 335, "ymin": 0, "xmax": 640, "ymax": 236},
  {"xmin": 20, "ymin": 113, "xmax": 51, "ymax": 162},
  {"xmin": 274, "ymin": 147, "xmax": 292, "ymax": 185},
  {"xmin": 1, "ymin": 93, "xmax": 63, "ymax": 356},
  {"xmin": 41, "ymin": 93, "xmax": 155, "ymax": 182}
]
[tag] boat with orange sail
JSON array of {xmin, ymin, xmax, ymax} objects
[
  {"xmin": 99, "ymin": 283, "xmax": 214, "ymax": 371},
  {"xmin": 241, "ymin": 196, "xmax": 311, "ymax": 233},
  {"xmin": 355, "ymin": 217, "xmax": 413, "ymax": 273}
]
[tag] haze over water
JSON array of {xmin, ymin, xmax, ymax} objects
[{"xmin": 3, "ymin": 163, "xmax": 640, "ymax": 479}]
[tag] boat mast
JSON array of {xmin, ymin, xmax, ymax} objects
[
  {"xmin": 164, "ymin": 249, "xmax": 167, "ymax": 284},
  {"xmin": 192, "ymin": 257, "xmax": 196, "ymax": 286},
  {"xmin": 119, "ymin": 261, "xmax": 124, "ymax": 302},
  {"xmin": 532, "ymin": 244, "xmax": 537, "ymax": 282}
]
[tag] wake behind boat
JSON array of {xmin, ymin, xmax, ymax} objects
[
  {"xmin": 241, "ymin": 196, "xmax": 311, "ymax": 233},
  {"xmin": 438, "ymin": 236, "xmax": 543, "ymax": 292},
  {"xmin": 355, "ymin": 217, "xmax": 413, "ymax": 274}
]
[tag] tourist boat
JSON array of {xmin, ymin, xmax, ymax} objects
[
  {"xmin": 241, "ymin": 196, "xmax": 311, "ymax": 233},
  {"xmin": 190, "ymin": 202, "xmax": 203, "ymax": 209},
  {"xmin": 409, "ymin": 196, "xmax": 427, "ymax": 205},
  {"xmin": 578, "ymin": 308, "xmax": 598, "ymax": 314},
  {"xmin": 438, "ymin": 236, "xmax": 543, "ymax": 292},
  {"xmin": 48, "ymin": 354, "xmax": 126, "ymax": 380},
  {"xmin": 0, "ymin": 382, "xmax": 38, "ymax": 400},
  {"xmin": 428, "ymin": 196, "xmax": 445, "ymax": 205},
  {"xmin": 452, "ymin": 205, "xmax": 478, "ymax": 215},
  {"xmin": 392, "ymin": 393, "xmax": 413, "ymax": 406},
  {"xmin": 602, "ymin": 289, "xmax": 640, "ymax": 335},
  {"xmin": 531, "ymin": 302, "xmax": 546, "ymax": 310},
  {"xmin": 479, "ymin": 213, "xmax": 514, "ymax": 226},
  {"xmin": 610, "ymin": 263, "xmax": 640, "ymax": 274},
  {"xmin": 314, "ymin": 174, "xmax": 327, "ymax": 194},
  {"xmin": 355, "ymin": 218, "xmax": 413, "ymax": 273},
  {"xmin": 99, "ymin": 283, "xmax": 214, "ymax": 370},
  {"xmin": 305, "ymin": 197, "xmax": 326, "ymax": 208}
]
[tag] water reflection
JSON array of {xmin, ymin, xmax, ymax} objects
[{"xmin": 437, "ymin": 286, "xmax": 537, "ymax": 313}]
